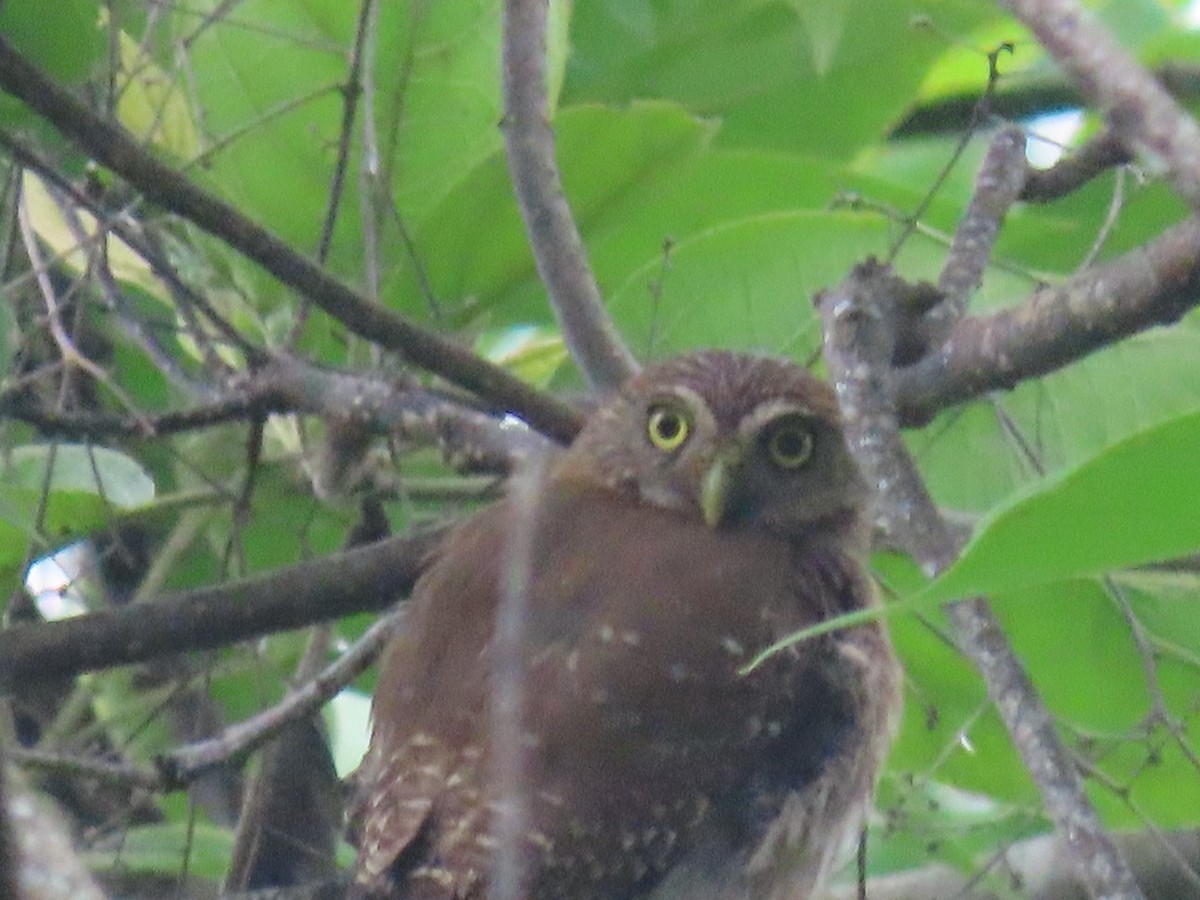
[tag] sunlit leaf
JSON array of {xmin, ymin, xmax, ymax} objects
[{"xmin": 924, "ymin": 407, "xmax": 1200, "ymax": 603}]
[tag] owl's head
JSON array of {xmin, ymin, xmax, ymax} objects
[{"xmin": 556, "ymin": 350, "xmax": 867, "ymax": 536}]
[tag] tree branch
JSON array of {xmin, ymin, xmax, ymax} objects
[
  {"xmin": 818, "ymin": 260, "xmax": 1144, "ymax": 900},
  {"xmin": 0, "ymin": 34, "xmax": 582, "ymax": 444},
  {"xmin": 502, "ymin": 0, "xmax": 639, "ymax": 392},
  {"xmin": 895, "ymin": 216, "xmax": 1200, "ymax": 426},
  {"xmin": 1020, "ymin": 126, "xmax": 1132, "ymax": 202},
  {"xmin": 2, "ymin": 763, "xmax": 108, "ymax": 900},
  {"xmin": 998, "ymin": 0, "xmax": 1200, "ymax": 214},
  {"xmin": 1, "ymin": 355, "xmax": 553, "ymax": 473},
  {"xmin": 158, "ymin": 608, "xmax": 405, "ymax": 787},
  {"xmin": 0, "ymin": 527, "xmax": 445, "ymax": 690}
]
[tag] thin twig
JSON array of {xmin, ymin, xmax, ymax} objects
[
  {"xmin": 0, "ymin": 34, "xmax": 582, "ymax": 443},
  {"xmin": 888, "ymin": 44, "xmax": 1012, "ymax": 262},
  {"xmin": 9, "ymin": 746, "xmax": 162, "ymax": 792},
  {"xmin": 288, "ymin": 0, "xmax": 376, "ymax": 349},
  {"xmin": 16, "ymin": 188, "xmax": 152, "ymax": 429},
  {"xmin": 159, "ymin": 607, "xmax": 405, "ymax": 786}
]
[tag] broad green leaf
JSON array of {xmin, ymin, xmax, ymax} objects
[
  {"xmin": 882, "ymin": 580, "xmax": 1030, "ymax": 804},
  {"xmin": 175, "ymin": 0, "xmax": 570, "ymax": 284},
  {"xmin": 607, "ymin": 211, "xmax": 926, "ymax": 359},
  {"xmin": 565, "ymin": 0, "xmax": 998, "ymax": 158},
  {"xmin": 111, "ymin": 19, "xmax": 201, "ymax": 157},
  {"xmin": 923, "ymin": 407, "xmax": 1200, "ymax": 604},
  {"xmin": 21, "ymin": 172, "xmax": 164, "ymax": 300},
  {"xmin": 170, "ymin": 0, "xmax": 360, "ymax": 263},
  {"xmin": 6, "ymin": 444, "xmax": 155, "ymax": 508},
  {"xmin": 912, "ymin": 18, "xmax": 1036, "ymax": 105},
  {"xmin": 792, "ymin": 0, "xmax": 849, "ymax": 77},
  {"xmin": 85, "ymin": 821, "xmax": 233, "ymax": 881},
  {"xmin": 1117, "ymin": 569, "xmax": 1200, "ymax": 663},
  {"xmin": 393, "ymin": 101, "xmax": 715, "ymax": 323},
  {"xmin": 0, "ymin": 445, "xmax": 156, "ymax": 566},
  {"xmin": 475, "ymin": 326, "xmax": 569, "ymax": 388},
  {"xmin": 0, "ymin": 0, "xmax": 105, "ymax": 83},
  {"xmin": 910, "ymin": 323, "xmax": 1200, "ymax": 517},
  {"xmin": 0, "ymin": 0, "xmax": 106, "ymax": 131},
  {"xmin": 992, "ymin": 580, "xmax": 1149, "ymax": 732}
]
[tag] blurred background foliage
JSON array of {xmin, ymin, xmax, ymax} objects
[{"xmin": 2, "ymin": 0, "xmax": 1199, "ymax": 895}]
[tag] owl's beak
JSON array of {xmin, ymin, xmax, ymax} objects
[{"xmin": 700, "ymin": 446, "xmax": 744, "ymax": 528}]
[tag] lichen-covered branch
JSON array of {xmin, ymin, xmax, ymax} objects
[
  {"xmin": 895, "ymin": 216, "xmax": 1200, "ymax": 426},
  {"xmin": 818, "ymin": 261, "xmax": 1144, "ymax": 900}
]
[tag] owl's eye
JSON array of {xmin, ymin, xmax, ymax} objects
[
  {"xmin": 765, "ymin": 420, "xmax": 814, "ymax": 469},
  {"xmin": 647, "ymin": 403, "xmax": 692, "ymax": 452}
]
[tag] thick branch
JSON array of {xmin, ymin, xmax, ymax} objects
[
  {"xmin": 502, "ymin": 0, "xmax": 639, "ymax": 392},
  {"xmin": 0, "ymin": 34, "xmax": 582, "ymax": 444},
  {"xmin": 3, "ymin": 765, "xmax": 108, "ymax": 900},
  {"xmin": 895, "ymin": 216, "xmax": 1200, "ymax": 426},
  {"xmin": 0, "ymin": 527, "xmax": 445, "ymax": 690},
  {"xmin": 818, "ymin": 261, "xmax": 1144, "ymax": 900}
]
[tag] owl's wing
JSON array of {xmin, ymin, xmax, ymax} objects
[
  {"xmin": 349, "ymin": 721, "xmax": 442, "ymax": 897},
  {"xmin": 349, "ymin": 506, "xmax": 508, "ymax": 899}
]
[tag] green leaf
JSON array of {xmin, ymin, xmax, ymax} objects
[
  {"xmin": 607, "ymin": 210, "xmax": 895, "ymax": 359},
  {"xmin": 85, "ymin": 821, "xmax": 233, "ymax": 882},
  {"xmin": 391, "ymin": 101, "xmax": 716, "ymax": 322},
  {"xmin": 6, "ymin": 444, "xmax": 155, "ymax": 508},
  {"xmin": 0, "ymin": 0, "xmax": 107, "ymax": 130},
  {"xmin": 475, "ymin": 326, "xmax": 569, "ymax": 388},
  {"xmin": 175, "ymin": 0, "xmax": 570, "ymax": 281},
  {"xmin": 565, "ymin": 0, "xmax": 998, "ymax": 158},
  {"xmin": 0, "ymin": 0, "xmax": 105, "ymax": 83},
  {"xmin": 924, "ymin": 407, "xmax": 1200, "ymax": 604},
  {"xmin": 0, "ymin": 445, "xmax": 156, "ymax": 565}
]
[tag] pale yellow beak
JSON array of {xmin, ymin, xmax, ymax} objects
[{"xmin": 700, "ymin": 446, "xmax": 745, "ymax": 528}]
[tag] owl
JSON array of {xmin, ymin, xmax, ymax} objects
[{"xmin": 350, "ymin": 350, "xmax": 902, "ymax": 899}]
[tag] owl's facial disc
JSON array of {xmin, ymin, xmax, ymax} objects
[{"xmin": 700, "ymin": 404, "xmax": 820, "ymax": 528}]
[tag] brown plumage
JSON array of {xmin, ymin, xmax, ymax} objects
[{"xmin": 350, "ymin": 350, "xmax": 902, "ymax": 899}]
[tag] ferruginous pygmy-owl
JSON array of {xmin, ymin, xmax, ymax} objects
[{"xmin": 350, "ymin": 350, "xmax": 902, "ymax": 899}]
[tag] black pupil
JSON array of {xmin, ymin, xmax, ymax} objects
[
  {"xmin": 774, "ymin": 428, "xmax": 807, "ymax": 458},
  {"xmin": 657, "ymin": 414, "xmax": 682, "ymax": 440}
]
